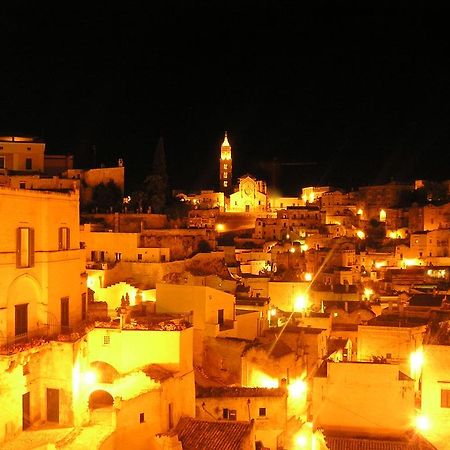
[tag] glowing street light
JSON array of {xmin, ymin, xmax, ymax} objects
[
  {"xmin": 216, "ymin": 223, "xmax": 225, "ymax": 232},
  {"xmin": 288, "ymin": 379, "xmax": 307, "ymax": 398},
  {"xmin": 304, "ymin": 272, "xmax": 312, "ymax": 281},
  {"xmin": 415, "ymin": 414, "xmax": 430, "ymax": 432},
  {"xmin": 84, "ymin": 370, "xmax": 97, "ymax": 385},
  {"xmin": 363, "ymin": 288, "xmax": 373, "ymax": 300},
  {"xmin": 410, "ymin": 349, "xmax": 424, "ymax": 375},
  {"xmin": 295, "ymin": 294, "xmax": 308, "ymax": 311}
]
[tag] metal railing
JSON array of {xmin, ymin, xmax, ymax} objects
[{"xmin": 0, "ymin": 321, "xmax": 91, "ymax": 355}]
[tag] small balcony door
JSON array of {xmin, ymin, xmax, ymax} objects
[{"xmin": 15, "ymin": 304, "xmax": 28, "ymax": 337}]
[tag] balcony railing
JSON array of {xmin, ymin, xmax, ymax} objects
[{"xmin": 0, "ymin": 322, "xmax": 92, "ymax": 355}]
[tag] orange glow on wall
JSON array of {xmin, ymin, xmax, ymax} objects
[{"xmin": 249, "ymin": 369, "xmax": 279, "ymax": 388}]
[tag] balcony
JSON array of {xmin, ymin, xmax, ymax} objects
[
  {"xmin": 94, "ymin": 314, "xmax": 192, "ymax": 332},
  {"xmin": 0, "ymin": 322, "xmax": 91, "ymax": 356}
]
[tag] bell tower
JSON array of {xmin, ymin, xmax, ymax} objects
[{"xmin": 219, "ymin": 131, "xmax": 232, "ymax": 195}]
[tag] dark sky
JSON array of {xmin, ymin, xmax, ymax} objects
[{"xmin": 1, "ymin": 3, "xmax": 450, "ymax": 195}]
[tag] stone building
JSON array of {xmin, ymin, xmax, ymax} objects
[
  {"xmin": 229, "ymin": 175, "xmax": 268, "ymax": 213},
  {"xmin": 0, "ymin": 135, "xmax": 45, "ymax": 173}
]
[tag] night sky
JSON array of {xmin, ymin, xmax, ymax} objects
[{"xmin": 2, "ymin": 4, "xmax": 450, "ymax": 195}]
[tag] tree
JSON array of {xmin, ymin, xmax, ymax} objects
[
  {"xmin": 144, "ymin": 136, "xmax": 168, "ymax": 213},
  {"xmin": 92, "ymin": 181, "xmax": 122, "ymax": 212},
  {"xmin": 129, "ymin": 190, "xmax": 149, "ymax": 213}
]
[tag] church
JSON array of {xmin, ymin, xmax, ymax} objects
[{"xmin": 219, "ymin": 132, "xmax": 268, "ymax": 212}]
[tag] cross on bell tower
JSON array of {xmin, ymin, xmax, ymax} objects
[{"xmin": 219, "ymin": 131, "xmax": 233, "ymax": 195}]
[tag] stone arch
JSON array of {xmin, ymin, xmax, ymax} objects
[
  {"xmin": 90, "ymin": 361, "xmax": 120, "ymax": 384},
  {"xmin": 6, "ymin": 274, "xmax": 43, "ymax": 337},
  {"xmin": 89, "ymin": 390, "xmax": 114, "ymax": 410}
]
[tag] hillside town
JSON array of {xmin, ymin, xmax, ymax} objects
[{"xmin": 0, "ymin": 133, "xmax": 449, "ymax": 449}]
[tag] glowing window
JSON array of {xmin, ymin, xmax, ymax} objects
[
  {"xmin": 223, "ymin": 164, "xmax": 228, "ymax": 170},
  {"xmin": 223, "ymin": 172, "xmax": 227, "ymax": 178}
]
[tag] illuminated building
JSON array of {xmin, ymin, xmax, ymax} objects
[
  {"xmin": 0, "ymin": 135, "xmax": 45, "ymax": 173},
  {"xmin": 195, "ymin": 386, "xmax": 288, "ymax": 449},
  {"xmin": 219, "ymin": 131, "xmax": 233, "ymax": 195},
  {"xmin": 81, "ymin": 224, "xmax": 171, "ymax": 264},
  {"xmin": 301, "ymin": 186, "xmax": 330, "ymax": 204},
  {"xmin": 229, "ymin": 174, "xmax": 268, "ymax": 212},
  {"xmin": 0, "ymin": 186, "xmax": 87, "ymax": 443},
  {"xmin": 312, "ymin": 361, "xmax": 415, "ymax": 435},
  {"xmin": 358, "ymin": 181, "xmax": 413, "ymax": 220},
  {"xmin": 421, "ymin": 345, "xmax": 450, "ymax": 449},
  {"xmin": 409, "ymin": 201, "xmax": 450, "ymax": 232},
  {"xmin": 156, "ymin": 283, "xmax": 261, "ymax": 364}
]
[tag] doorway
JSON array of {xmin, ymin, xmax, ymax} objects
[
  {"xmin": 22, "ymin": 392, "xmax": 30, "ymax": 430},
  {"xmin": 47, "ymin": 388, "xmax": 59, "ymax": 423}
]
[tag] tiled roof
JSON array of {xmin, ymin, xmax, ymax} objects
[
  {"xmin": 196, "ymin": 385, "xmax": 285, "ymax": 398},
  {"xmin": 174, "ymin": 417, "xmax": 254, "ymax": 450},
  {"xmin": 324, "ymin": 432, "xmax": 437, "ymax": 450}
]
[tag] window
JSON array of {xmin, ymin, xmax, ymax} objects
[
  {"xmin": 223, "ymin": 408, "xmax": 237, "ymax": 420},
  {"xmin": 0, "ymin": 156, "xmax": 5, "ymax": 169},
  {"xmin": 61, "ymin": 297, "xmax": 69, "ymax": 329},
  {"xmin": 25, "ymin": 158, "xmax": 32, "ymax": 170},
  {"xmin": 115, "ymin": 252, "xmax": 122, "ymax": 262},
  {"xmin": 27, "ymin": 146, "xmax": 31, "ymax": 151},
  {"xmin": 259, "ymin": 407, "xmax": 266, "ymax": 417},
  {"xmin": 58, "ymin": 227, "xmax": 70, "ymax": 250},
  {"xmin": 223, "ymin": 172, "xmax": 227, "ymax": 178},
  {"xmin": 15, "ymin": 304, "xmax": 28, "ymax": 336},
  {"xmin": 103, "ymin": 335, "xmax": 110, "ymax": 345},
  {"xmin": 19, "ymin": 182, "xmax": 26, "ymax": 189},
  {"xmin": 17, "ymin": 227, "xmax": 34, "ymax": 268},
  {"xmin": 23, "ymin": 362, "xmax": 30, "ymax": 375},
  {"xmin": 224, "ymin": 181, "xmax": 228, "ymax": 187},
  {"xmin": 223, "ymin": 163, "xmax": 228, "ymax": 170},
  {"xmin": 139, "ymin": 413, "xmax": 145, "ymax": 423},
  {"xmin": 386, "ymin": 353, "xmax": 392, "ymax": 359},
  {"xmin": 441, "ymin": 389, "xmax": 450, "ymax": 408},
  {"xmin": 137, "ymin": 253, "xmax": 143, "ymax": 261}
]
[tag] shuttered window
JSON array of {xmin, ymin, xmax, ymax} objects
[
  {"xmin": 17, "ymin": 227, "xmax": 34, "ymax": 268},
  {"xmin": 58, "ymin": 227, "xmax": 70, "ymax": 250}
]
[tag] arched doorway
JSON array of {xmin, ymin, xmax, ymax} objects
[
  {"xmin": 89, "ymin": 390, "xmax": 115, "ymax": 425},
  {"xmin": 89, "ymin": 390, "xmax": 114, "ymax": 410}
]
